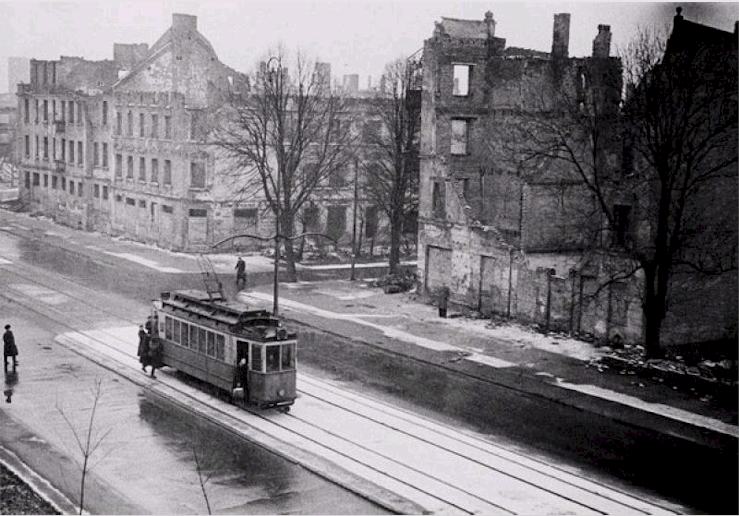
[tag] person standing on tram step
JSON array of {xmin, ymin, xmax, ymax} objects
[
  {"xmin": 235, "ymin": 257, "xmax": 247, "ymax": 289},
  {"xmin": 437, "ymin": 286, "xmax": 450, "ymax": 318},
  {"xmin": 137, "ymin": 325, "xmax": 150, "ymax": 373},
  {"xmin": 3, "ymin": 325, "xmax": 18, "ymax": 372},
  {"xmin": 148, "ymin": 335, "xmax": 163, "ymax": 379},
  {"xmin": 238, "ymin": 357, "xmax": 249, "ymax": 403}
]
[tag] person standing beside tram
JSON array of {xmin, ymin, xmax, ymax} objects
[
  {"xmin": 147, "ymin": 335, "xmax": 163, "ymax": 379},
  {"xmin": 137, "ymin": 325, "xmax": 150, "ymax": 374}
]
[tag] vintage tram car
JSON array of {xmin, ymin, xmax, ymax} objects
[{"xmin": 151, "ymin": 289, "xmax": 297, "ymax": 410}]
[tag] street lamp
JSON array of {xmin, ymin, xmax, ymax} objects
[{"xmin": 266, "ymin": 56, "xmax": 282, "ymax": 316}]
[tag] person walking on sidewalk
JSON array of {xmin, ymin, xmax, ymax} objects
[
  {"xmin": 438, "ymin": 286, "xmax": 450, "ymax": 318},
  {"xmin": 137, "ymin": 325, "xmax": 151, "ymax": 374},
  {"xmin": 235, "ymin": 257, "xmax": 247, "ymax": 289},
  {"xmin": 3, "ymin": 325, "xmax": 18, "ymax": 372}
]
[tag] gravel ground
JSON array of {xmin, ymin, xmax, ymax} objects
[{"xmin": 0, "ymin": 463, "xmax": 59, "ymax": 515}]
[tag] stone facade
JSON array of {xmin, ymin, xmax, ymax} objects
[{"xmin": 16, "ymin": 13, "xmax": 401, "ymax": 255}]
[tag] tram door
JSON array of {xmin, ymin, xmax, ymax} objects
[
  {"xmin": 236, "ymin": 340, "xmax": 249, "ymax": 365},
  {"xmin": 235, "ymin": 340, "xmax": 250, "ymax": 398}
]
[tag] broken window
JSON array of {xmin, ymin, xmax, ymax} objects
[
  {"xmin": 234, "ymin": 207, "xmax": 258, "ymax": 232},
  {"xmin": 139, "ymin": 157, "xmax": 146, "ymax": 181},
  {"xmin": 432, "ymin": 180, "xmax": 446, "ymax": 219},
  {"xmin": 164, "ymin": 160, "xmax": 172, "ymax": 185},
  {"xmin": 453, "ymin": 64, "xmax": 471, "ymax": 96},
  {"xmin": 612, "ymin": 204, "xmax": 632, "ymax": 248},
  {"xmin": 451, "ymin": 119, "xmax": 469, "ymax": 155},
  {"xmin": 303, "ymin": 206, "xmax": 320, "ymax": 232},
  {"xmin": 190, "ymin": 161, "xmax": 206, "ymax": 189},
  {"xmin": 326, "ymin": 205, "xmax": 347, "ymax": 242},
  {"xmin": 151, "ymin": 158, "xmax": 159, "ymax": 183}
]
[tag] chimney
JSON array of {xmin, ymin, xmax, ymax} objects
[
  {"xmin": 592, "ymin": 25, "xmax": 612, "ymax": 57},
  {"xmin": 172, "ymin": 13, "xmax": 197, "ymax": 31},
  {"xmin": 551, "ymin": 13, "xmax": 570, "ymax": 59},
  {"xmin": 485, "ymin": 11, "xmax": 496, "ymax": 38}
]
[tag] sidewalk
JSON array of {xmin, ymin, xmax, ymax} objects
[{"xmin": 2, "ymin": 210, "xmax": 738, "ymax": 447}]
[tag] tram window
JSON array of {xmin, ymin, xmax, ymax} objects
[
  {"xmin": 173, "ymin": 319, "xmax": 180, "ymax": 344},
  {"xmin": 266, "ymin": 346, "xmax": 280, "ymax": 373},
  {"xmin": 281, "ymin": 344, "xmax": 295, "ymax": 369},
  {"xmin": 250, "ymin": 344, "xmax": 262, "ymax": 372},
  {"xmin": 206, "ymin": 331, "xmax": 215, "ymax": 357},
  {"xmin": 198, "ymin": 328, "xmax": 207, "ymax": 353},
  {"xmin": 216, "ymin": 334, "xmax": 225, "ymax": 360},
  {"xmin": 165, "ymin": 317, "xmax": 173, "ymax": 340},
  {"xmin": 181, "ymin": 323, "xmax": 189, "ymax": 347},
  {"xmin": 190, "ymin": 325, "xmax": 198, "ymax": 351}
]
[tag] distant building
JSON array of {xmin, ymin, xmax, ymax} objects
[
  {"xmin": 16, "ymin": 13, "xmax": 250, "ymax": 248},
  {"xmin": 342, "ymin": 74, "xmax": 359, "ymax": 95},
  {"xmin": 15, "ymin": 13, "xmax": 405, "ymax": 256},
  {"xmin": 0, "ymin": 93, "xmax": 17, "ymax": 162},
  {"xmin": 7, "ymin": 57, "xmax": 30, "ymax": 93}
]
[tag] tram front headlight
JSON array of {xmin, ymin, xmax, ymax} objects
[{"xmin": 278, "ymin": 389, "xmax": 286, "ymax": 397}]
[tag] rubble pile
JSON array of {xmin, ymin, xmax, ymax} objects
[{"xmin": 589, "ymin": 343, "xmax": 738, "ymax": 400}]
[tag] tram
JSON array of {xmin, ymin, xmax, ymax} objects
[{"xmin": 150, "ymin": 289, "xmax": 297, "ymax": 411}]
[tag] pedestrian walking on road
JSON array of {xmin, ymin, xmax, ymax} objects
[
  {"xmin": 438, "ymin": 286, "xmax": 450, "ymax": 318},
  {"xmin": 235, "ymin": 257, "xmax": 247, "ymax": 289},
  {"xmin": 3, "ymin": 325, "xmax": 18, "ymax": 372},
  {"xmin": 137, "ymin": 325, "xmax": 151, "ymax": 373},
  {"xmin": 148, "ymin": 335, "xmax": 163, "ymax": 378}
]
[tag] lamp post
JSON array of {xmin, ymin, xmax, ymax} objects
[{"xmin": 266, "ymin": 56, "xmax": 282, "ymax": 316}]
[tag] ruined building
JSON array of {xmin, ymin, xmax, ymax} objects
[
  {"xmin": 417, "ymin": 12, "xmax": 636, "ymax": 343},
  {"xmin": 15, "ymin": 13, "xmax": 409, "ymax": 256},
  {"xmin": 16, "ymin": 14, "xmax": 250, "ymax": 250}
]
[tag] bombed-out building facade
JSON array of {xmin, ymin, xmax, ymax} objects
[{"xmin": 417, "ymin": 12, "xmax": 643, "ymax": 343}]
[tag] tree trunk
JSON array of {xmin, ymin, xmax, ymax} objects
[
  {"xmin": 281, "ymin": 213, "xmax": 298, "ymax": 282},
  {"xmin": 388, "ymin": 215, "xmax": 402, "ymax": 275},
  {"xmin": 642, "ymin": 263, "xmax": 665, "ymax": 358}
]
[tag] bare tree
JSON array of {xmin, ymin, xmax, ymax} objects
[
  {"xmin": 56, "ymin": 378, "xmax": 114, "ymax": 514},
  {"xmin": 213, "ymin": 47, "xmax": 354, "ymax": 281},
  {"xmin": 621, "ymin": 26, "xmax": 738, "ymax": 356},
  {"xmin": 360, "ymin": 56, "xmax": 421, "ymax": 275},
  {"xmin": 486, "ymin": 25, "xmax": 737, "ymax": 357}
]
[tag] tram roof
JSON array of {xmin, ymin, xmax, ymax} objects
[{"xmin": 161, "ymin": 290, "xmax": 274, "ymax": 326}]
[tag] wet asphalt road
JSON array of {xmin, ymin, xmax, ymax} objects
[
  {"xmin": 0, "ymin": 230, "xmax": 389, "ymax": 515},
  {"xmin": 2, "ymin": 222, "xmax": 738, "ymax": 514}
]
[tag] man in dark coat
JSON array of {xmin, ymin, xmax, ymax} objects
[
  {"xmin": 137, "ymin": 325, "xmax": 150, "ymax": 373},
  {"xmin": 147, "ymin": 336, "xmax": 163, "ymax": 379},
  {"xmin": 3, "ymin": 325, "xmax": 18, "ymax": 372},
  {"xmin": 235, "ymin": 257, "xmax": 247, "ymax": 289}
]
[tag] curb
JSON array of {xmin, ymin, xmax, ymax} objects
[{"xmin": 0, "ymin": 445, "xmax": 80, "ymax": 515}]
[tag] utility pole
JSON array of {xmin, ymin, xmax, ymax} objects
[{"xmin": 350, "ymin": 156, "xmax": 359, "ymax": 281}]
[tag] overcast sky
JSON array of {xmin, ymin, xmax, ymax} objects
[{"xmin": 1, "ymin": 2, "xmax": 737, "ymax": 93}]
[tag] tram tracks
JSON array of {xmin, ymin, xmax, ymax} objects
[{"xmin": 0, "ymin": 252, "xmax": 681, "ymax": 514}]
